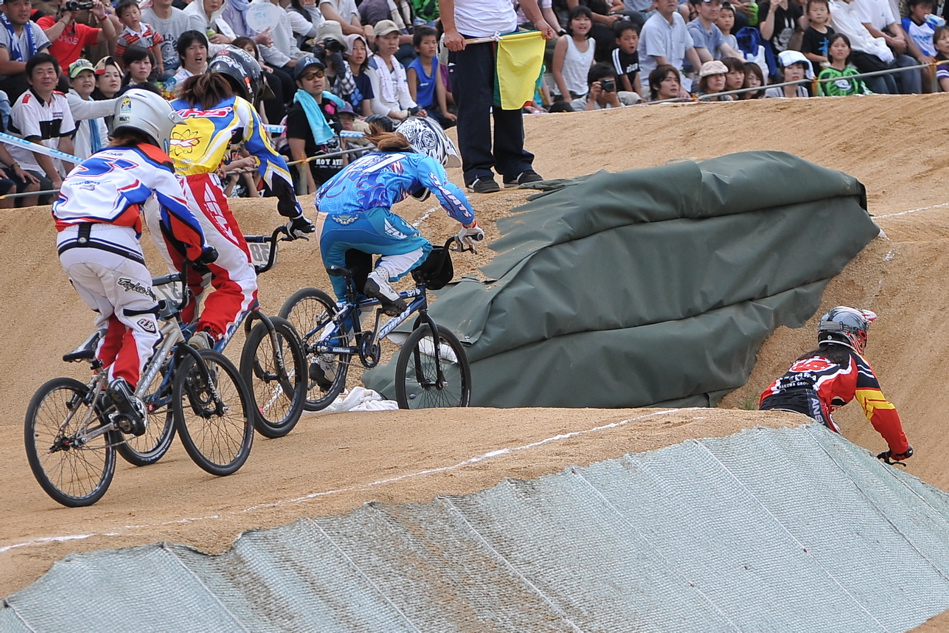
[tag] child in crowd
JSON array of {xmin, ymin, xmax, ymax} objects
[
  {"xmin": 696, "ymin": 60, "xmax": 734, "ymax": 100},
  {"xmin": 765, "ymin": 50, "xmax": 810, "ymax": 97},
  {"xmin": 723, "ymin": 57, "xmax": 745, "ymax": 93},
  {"xmin": 817, "ymin": 33, "xmax": 871, "ymax": 95},
  {"xmin": 114, "ymin": 0, "xmax": 165, "ymax": 77},
  {"xmin": 934, "ymin": 26, "xmax": 949, "ymax": 91},
  {"xmin": 119, "ymin": 46, "xmax": 161, "ymax": 95},
  {"xmin": 903, "ymin": 0, "xmax": 939, "ymax": 67},
  {"xmin": 66, "ymin": 58, "xmax": 114, "ymax": 159},
  {"xmin": 552, "ymin": 5, "xmax": 595, "ymax": 101},
  {"xmin": 611, "ymin": 20, "xmax": 641, "ymax": 95},
  {"xmin": 647, "ymin": 64, "xmax": 682, "ymax": 101},
  {"xmin": 800, "ymin": 0, "xmax": 834, "ymax": 69},
  {"xmin": 170, "ymin": 30, "xmax": 208, "ymax": 89},
  {"xmin": 740, "ymin": 60, "xmax": 766, "ymax": 98},
  {"xmin": 366, "ymin": 20, "xmax": 420, "ymax": 121},
  {"xmin": 570, "ymin": 62, "xmax": 639, "ymax": 109},
  {"xmin": 717, "ymin": 2, "xmax": 738, "ymax": 51},
  {"xmin": 407, "ymin": 25, "xmax": 456, "ymax": 128},
  {"xmin": 345, "ymin": 33, "xmax": 374, "ymax": 116}
]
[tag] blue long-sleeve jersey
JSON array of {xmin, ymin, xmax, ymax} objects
[{"xmin": 315, "ymin": 151, "xmax": 475, "ymax": 225}]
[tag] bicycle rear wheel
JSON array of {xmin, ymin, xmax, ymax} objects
[
  {"xmin": 278, "ymin": 288, "xmax": 351, "ymax": 411},
  {"xmin": 116, "ymin": 361, "xmax": 176, "ymax": 466},
  {"xmin": 240, "ymin": 316, "xmax": 307, "ymax": 438},
  {"xmin": 173, "ymin": 349, "xmax": 253, "ymax": 476},
  {"xmin": 395, "ymin": 324, "xmax": 472, "ymax": 408},
  {"xmin": 24, "ymin": 377, "xmax": 117, "ymax": 507}
]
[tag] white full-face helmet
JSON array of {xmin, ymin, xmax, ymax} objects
[
  {"xmin": 112, "ymin": 89, "xmax": 184, "ymax": 154},
  {"xmin": 817, "ymin": 306, "xmax": 877, "ymax": 354},
  {"xmin": 395, "ymin": 116, "xmax": 461, "ymax": 168}
]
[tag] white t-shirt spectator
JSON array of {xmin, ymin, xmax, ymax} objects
[
  {"xmin": 66, "ymin": 90, "xmax": 114, "ymax": 159},
  {"xmin": 453, "ymin": 0, "xmax": 518, "ymax": 37},
  {"xmin": 0, "ymin": 22, "xmax": 50, "ymax": 79},
  {"xmin": 319, "ymin": 0, "xmax": 360, "ymax": 24},
  {"xmin": 829, "ymin": 0, "xmax": 893, "ymax": 62},
  {"xmin": 142, "ymin": 6, "xmax": 192, "ymax": 77},
  {"xmin": 8, "ymin": 89, "xmax": 76, "ymax": 175},
  {"xmin": 638, "ymin": 11, "xmax": 695, "ymax": 79}
]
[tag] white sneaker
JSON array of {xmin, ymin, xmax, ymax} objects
[{"xmin": 364, "ymin": 270, "xmax": 407, "ymax": 316}]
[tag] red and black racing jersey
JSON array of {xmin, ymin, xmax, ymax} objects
[{"xmin": 759, "ymin": 349, "xmax": 909, "ymax": 454}]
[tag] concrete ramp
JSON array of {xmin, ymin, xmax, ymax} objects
[{"xmin": 3, "ymin": 424, "xmax": 948, "ymax": 632}]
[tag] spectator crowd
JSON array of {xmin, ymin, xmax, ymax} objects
[{"xmin": 0, "ymin": 0, "xmax": 943, "ymax": 205}]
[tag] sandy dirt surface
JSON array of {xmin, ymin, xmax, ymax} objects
[{"xmin": 3, "ymin": 96, "xmax": 949, "ymax": 630}]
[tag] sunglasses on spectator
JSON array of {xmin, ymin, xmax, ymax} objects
[{"xmin": 301, "ymin": 69, "xmax": 325, "ymax": 80}]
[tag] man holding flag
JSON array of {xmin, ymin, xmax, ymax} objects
[{"xmin": 440, "ymin": 0, "xmax": 555, "ymax": 194}]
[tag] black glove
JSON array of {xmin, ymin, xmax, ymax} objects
[
  {"xmin": 196, "ymin": 246, "xmax": 218, "ymax": 265},
  {"xmin": 286, "ymin": 215, "xmax": 316, "ymax": 240},
  {"xmin": 877, "ymin": 445, "xmax": 914, "ymax": 463}
]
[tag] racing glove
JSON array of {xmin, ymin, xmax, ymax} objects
[
  {"xmin": 286, "ymin": 214, "xmax": 316, "ymax": 240},
  {"xmin": 457, "ymin": 221, "xmax": 485, "ymax": 246},
  {"xmin": 196, "ymin": 246, "xmax": 219, "ymax": 266},
  {"xmin": 878, "ymin": 445, "xmax": 914, "ymax": 462}
]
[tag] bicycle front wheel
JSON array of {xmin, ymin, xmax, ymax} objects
[
  {"xmin": 278, "ymin": 287, "xmax": 351, "ymax": 411},
  {"xmin": 24, "ymin": 377, "xmax": 116, "ymax": 507},
  {"xmin": 173, "ymin": 349, "xmax": 253, "ymax": 476},
  {"xmin": 395, "ymin": 324, "xmax": 472, "ymax": 409},
  {"xmin": 116, "ymin": 360, "xmax": 176, "ymax": 466},
  {"xmin": 240, "ymin": 316, "xmax": 307, "ymax": 438}
]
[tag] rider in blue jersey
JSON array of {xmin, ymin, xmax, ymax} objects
[{"xmin": 314, "ymin": 117, "xmax": 483, "ymax": 315}]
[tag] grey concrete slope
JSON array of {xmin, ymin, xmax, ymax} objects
[{"xmin": 3, "ymin": 424, "xmax": 948, "ymax": 632}]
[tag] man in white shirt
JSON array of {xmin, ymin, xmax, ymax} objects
[
  {"xmin": 855, "ymin": 0, "xmax": 921, "ymax": 92},
  {"xmin": 639, "ymin": 0, "xmax": 703, "ymax": 92},
  {"xmin": 439, "ymin": 0, "xmax": 555, "ymax": 194},
  {"xmin": 320, "ymin": 0, "xmax": 373, "ymax": 42},
  {"xmin": 7, "ymin": 53, "xmax": 75, "ymax": 199},
  {"xmin": 829, "ymin": 0, "xmax": 917, "ymax": 93}
]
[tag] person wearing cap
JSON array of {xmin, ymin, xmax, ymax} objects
[
  {"xmin": 366, "ymin": 19, "xmax": 421, "ymax": 121},
  {"xmin": 287, "ymin": 55, "xmax": 346, "ymax": 192},
  {"xmin": 91, "ymin": 55, "xmax": 121, "ymax": 102},
  {"xmin": 0, "ymin": 0, "xmax": 52, "ymax": 102},
  {"xmin": 36, "ymin": 0, "xmax": 116, "ymax": 73},
  {"xmin": 65, "ymin": 58, "xmax": 115, "ymax": 158},
  {"xmin": 764, "ymin": 49, "xmax": 811, "ymax": 96},
  {"xmin": 685, "ymin": 0, "xmax": 743, "ymax": 68},
  {"xmin": 695, "ymin": 58, "xmax": 734, "ymax": 99},
  {"xmin": 357, "ymin": 0, "xmax": 415, "ymax": 62},
  {"xmin": 439, "ymin": 0, "xmax": 554, "ymax": 194}
]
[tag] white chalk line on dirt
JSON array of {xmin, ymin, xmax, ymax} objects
[
  {"xmin": 875, "ymin": 202, "xmax": 949, "ymax": 219},
  {"xmin": 0, "ymin": 408, "xmax": 685, "ymax": 557}
]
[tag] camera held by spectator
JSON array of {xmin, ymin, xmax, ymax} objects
[{"xmin": 64, "ymin": 0, "xmax": 94, "ymax": 11}]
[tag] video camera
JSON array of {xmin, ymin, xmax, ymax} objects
[{"xmin": 64, "ymin": 0, "xmax": 95, "ymax": 11}]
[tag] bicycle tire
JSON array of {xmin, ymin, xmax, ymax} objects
[
  {"xmin": 173, "ymin": 349, "xmax": 254, "ymax": 476},
  {"xmin": 278, "ymin": 287, "xmax": 351, "ymax": 411},
  {"xmin": 395, "ymin": 323, "xmax": 472, "ymax": 409},
  {"xmin": 240, "ymin": 316, "xmax": 307, "ymax": 438},
  {"xmin": 116, "ymin": 363, "xmax": 176, "ymax": 466},
  {"xmin": 24, "ymin": 377, "xmax": 117, "ymax": 507}
]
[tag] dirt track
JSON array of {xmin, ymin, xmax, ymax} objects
[{"xmin": 3, "ymin": 95, "xmax": 949, "ymax": 630}]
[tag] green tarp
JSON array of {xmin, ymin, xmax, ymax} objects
[{"xmin": 364, "ymin": 151, "xmax": 879, "ymax": 408}]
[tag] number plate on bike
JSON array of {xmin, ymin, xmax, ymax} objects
[{"xmin": 246, "ymin": 239, "xmax": 275, "ymax": 272}]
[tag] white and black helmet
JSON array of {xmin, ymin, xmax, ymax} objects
[
  {"xmin": 113, "ymin": 89, "xmax": 184, "ymax": 153},
  {"xmin": 817, "ymin": 306, "xmax": 877, "ymax": 354},
  {"xmin": 396, "ymin": 116, "xmax": 461, "ymax": 168}
]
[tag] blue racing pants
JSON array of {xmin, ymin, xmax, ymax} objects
[{"xmin": 318, "ymin": 207, "xmax": 432, "ymax": 299}]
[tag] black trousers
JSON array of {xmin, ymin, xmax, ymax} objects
[{"xmin": 448, "ymin": 39, "xmax": 535, "ymax": 187}]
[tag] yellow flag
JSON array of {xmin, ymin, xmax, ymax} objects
[{"xmin": 496, "ymin": 31, "xmax": 546, "ymax": 110}]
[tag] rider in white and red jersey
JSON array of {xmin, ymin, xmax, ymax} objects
[
  {"xmin": 53, "ymin": 89, "xmax": 214, "ymax": 436},
  {"xmin": 759, "ymin": 306, "xmax": 913, "ymax": 462}
]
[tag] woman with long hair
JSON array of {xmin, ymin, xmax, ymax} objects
[{"xmin": 151, "ymin": 48, "xmax": 313, "ymax": 348}]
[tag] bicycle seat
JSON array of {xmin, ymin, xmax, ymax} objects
[
  {"xmin": 63, "ymin": 330, "xmax": 103, "ymax": 362},
  {"xmin": 327, "ymin": 265, "xmax": 353, "ymax": 278}
]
